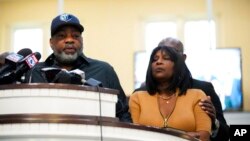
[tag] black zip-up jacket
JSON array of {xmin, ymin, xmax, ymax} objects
[{"xmin": 25, "ymin": 53, "xmax": 132, "ymax": 122}]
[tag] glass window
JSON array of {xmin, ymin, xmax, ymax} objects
[
  {"xmin": 145, "ymin": 22, "xmax": 177, "ymax": 53},
  {"xmin": 184, "ymin": 20, "xmax": 216, "ymax": 53},
  {"xmin": 186, "ymin": 48, "xmax": 242, "ymax": 111},
  {"xmin": 13, "ymin": 28, "xmax": 43, "ymax": 55}
]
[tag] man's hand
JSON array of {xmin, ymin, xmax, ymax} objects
[
  {"xmin": 187, "ymin": 132, "xmax": 200, "ymax": 139},
  {"xmin": 199, "ymin": 96, "xmax": 216, "ymax": 122}
]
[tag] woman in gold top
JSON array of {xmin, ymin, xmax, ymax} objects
[{"xmin": 129, "ymin": 46, "xmax": 211, "ymax": 141}]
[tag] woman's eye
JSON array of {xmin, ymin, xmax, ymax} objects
[
  {"xmin": 164, "ymin": 57, "xmax": 171, "ymax": 60},
  {"xmin": 153, "ymin": 56, "xmax": 158, "ymax": 62}
]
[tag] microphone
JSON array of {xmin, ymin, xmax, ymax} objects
[
  {"xmin": 41, "ymin": 67, "xmax": 62, "ymax": 82},
  {"xmin": 69, "ymin": 69, "xmax": 86, "ymax": 84},
  {"xmin": 68, "ymin": 69, "xmax": 102, "ymax": 86},
  {"xmin": 41, "ymin": 68, "xmax": 82, "ymax": 84},
  {"xmin": 14, "ymin": 52, "xmax": 41, "ymax": 80},
  {"xmin": 0, "ymin": 53, "xmax": 23, "ymax": 75},
  {"xmin": 0, "ymin": 52, "xmax": 41, "ymax": 84},
  {"xmin": 41, "ymin": 67, "xmax": 102, "ymax": 86},
  {"xmin": 53, "ymin": 70, "xmax": 75, "ymax": 84},
  {"xmin": 0, "ymin": 52, "xmax": 11, "ymax": 66},
  {"xmin": 0, "ymin": 48, "xmax": 32, "ymax": 75},
  {"xmin": 17, "ymin": 48, "xmax": 33, "ymax": 58}
]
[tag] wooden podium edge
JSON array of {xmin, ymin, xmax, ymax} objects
[
  {"xmin": 0, "ymin": 114, "xmax": 198, "ymax": 141},
  {"xmin": 0, "ymin": 83, "xmax": 118, "ymax": 95}
]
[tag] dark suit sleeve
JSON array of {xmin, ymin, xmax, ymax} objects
[
  {"xmin": 133, "ymin": 85, "xmax": 147, "ymax": 92},
  {"xmin": 202, "ymin": 82, "xmax": 230, "ymax": 141},
  {"xmin": 106, "ymin": 67, "xmax": 132, "ymax": 123}
]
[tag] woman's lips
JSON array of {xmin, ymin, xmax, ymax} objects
[{"xmin": 154, "ymin": 67, "xmax": 165, "ymax": 73}]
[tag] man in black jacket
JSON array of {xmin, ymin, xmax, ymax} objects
[
  {"xmin": 25, "ymin": 13, "xmax": 131, "ymax": 122},
  {"xmin": 136, "ymin": 37, "xmax": 229, "ymax": 141}
]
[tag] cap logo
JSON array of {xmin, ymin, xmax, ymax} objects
[{"xmin": 59, "ymin": 13, "xmax": 72, "ymax": 22}]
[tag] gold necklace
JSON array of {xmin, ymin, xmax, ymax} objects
[
  {"xmin": 157, "ymin": 93, "xmax": 177, "ymax": 128},
  {"xmin": 158, "ymin": 94, "xmax": 176, "ymax": 104}
]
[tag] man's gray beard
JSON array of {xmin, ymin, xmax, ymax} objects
[{"xmin": 54, "ymin": 51, "xmax": 79, "ymax": 65}]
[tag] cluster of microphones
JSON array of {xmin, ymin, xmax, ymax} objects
[
  {"xmin": 0, "ymin": 48, "xmax": 41, "ymax": 84},
  {"xmin": 41, "ymin": 67, "xmax": 102, "ymax": 87},
  {"xmin": 0, "ymin": 48, "xmax": 102, "ymax": 87}
]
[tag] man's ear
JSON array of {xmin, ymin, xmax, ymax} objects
[
  {"xmin": 50, "ymin": 38, "xmax": 54, "ymax": 50},
  {"xmin": 183, "ymin": 54, "xmax": 187, "ymax": 61}
]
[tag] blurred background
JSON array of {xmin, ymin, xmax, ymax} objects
[{"xmin": 0, "ymin": 0, "xmax": 249, "ymax": 123}]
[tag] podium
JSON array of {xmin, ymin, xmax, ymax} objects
[{"xmin": 0, "ymin": 84, "xmax": 198, "ymax": 141}]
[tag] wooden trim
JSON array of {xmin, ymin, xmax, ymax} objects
[
  {"xmin": 0, "ymin": 114, "xmax": 118, "ymax": 124},
  {"xmin": 0, "ymin": 114, "xmax": 197, "ymax": 141},
  {"xmin": 0, "ymin": 83, "xmax": 118, "ymax": 95}
]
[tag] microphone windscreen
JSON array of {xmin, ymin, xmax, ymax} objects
[
  {"xmin": 69, "ymin": 69, "xmax": 85, "ymax": 80},
  {"xmin": 41, "ymin": 67, "xmax": 62, "ymax": 82},
  {"xmin": 17, "ymin": 48, "xmax": 32, "ymax": 57},
  {"xmin": 0, "ymin": 52, "xmax": 11, "ymax": 65},
  {"xmin": 53, "ymin": 70, "xmax": 72, "ymax": 83},
  {"xmin": 34, "ymin": 52, "xmax": 41, "ymax": 61}
]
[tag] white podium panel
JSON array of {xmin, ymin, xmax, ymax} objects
[
  {"xmin": 0, "ymin": 84, "xmax": 117, "ymax": 117},
  {"xmin": 0, "ymin": 84, "xmax": 198, "ymax": 141},
  {"xmin": 0, "ymin": 114, "xmax": 198, "ymax": 141}
]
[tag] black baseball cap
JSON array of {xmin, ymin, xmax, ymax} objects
[{"xmin": 51, "ymin": 13, "xmax": 84, "ymax": 36}]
